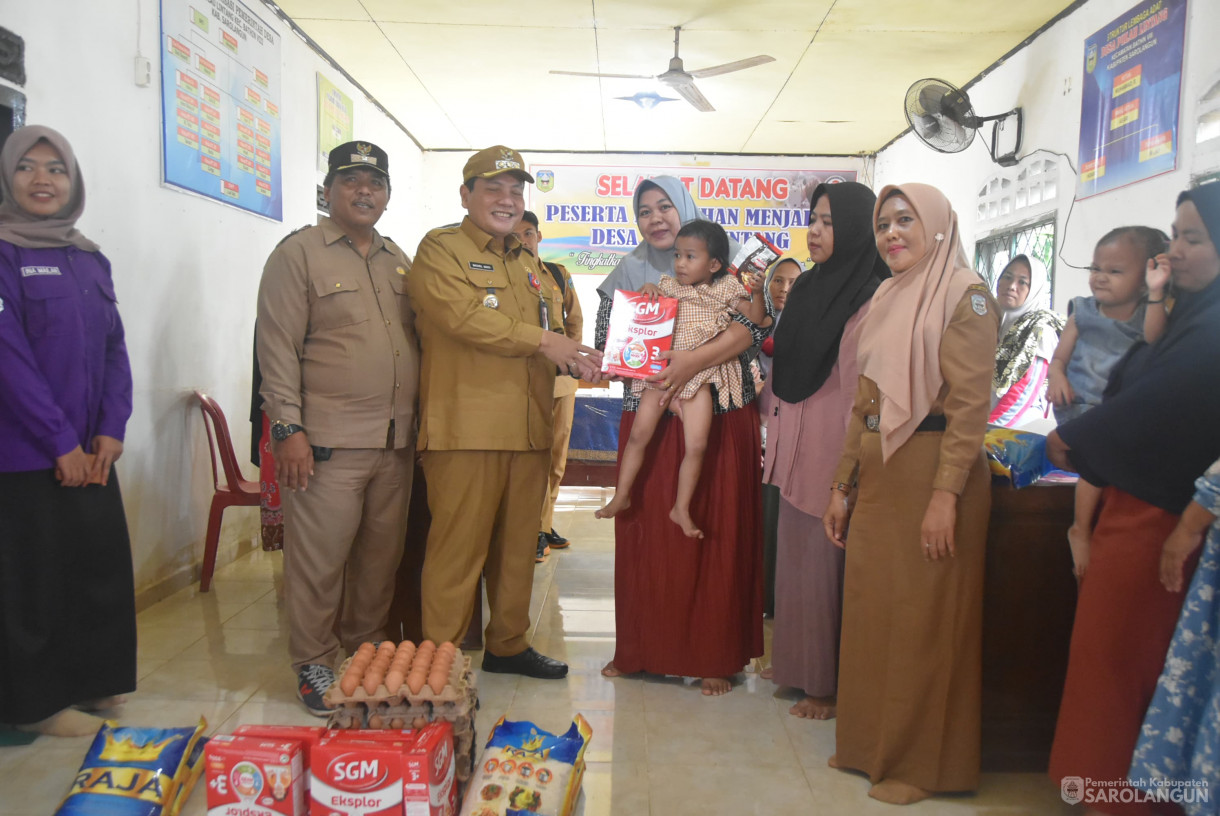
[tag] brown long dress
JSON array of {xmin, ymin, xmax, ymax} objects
[{"xmin": 831, "ymin": 286, "xmax": 998, "ymax": 792}]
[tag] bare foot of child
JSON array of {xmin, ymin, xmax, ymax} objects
[
  {"xmin": 595, "ymin": 494, "xmax": 630, "ymax": 520},
  {"xmin": 669, "ymin": 507, "xmax": 704, "ymax": 538},
  {"xmin": 17, "ymin": 708, "xmax": 106, "ymax": 737},
  {"xmin": 868, "ymin": 779, "xmax": 931, "ymax": 805},
  {"xmin": 789, "ymin": 695, "xmax": 836, "ymax": 720},
  {"xmin": 1067, "ymin": 524, "xmax": 1090, "ymax": 578},
  {"xmin": 701, "ymin": 677, "xmax": 731, "ymax": 696},
  {"xmin": 601, "ymin": 661, "xmax": 623, "ymax": 677}
]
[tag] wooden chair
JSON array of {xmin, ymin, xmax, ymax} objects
[{"xmin": 194, "ymin": 390, "xmax": 260, "ymax": 591}]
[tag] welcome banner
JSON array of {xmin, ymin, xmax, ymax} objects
[{"xmin": 526, "ymin": 164, "xmax": 857, "ymax": 275}]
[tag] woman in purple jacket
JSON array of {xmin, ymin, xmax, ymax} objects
[{"xmin": 0, "ymin": 126, "xmax": 135, "ymax": 736}]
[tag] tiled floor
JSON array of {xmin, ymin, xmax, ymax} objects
[{"xmin": 0, "ymin": 487, "xmax": 1074, "ymax": 815}]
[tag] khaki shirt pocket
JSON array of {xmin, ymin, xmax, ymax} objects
[
  {"xmin": 311, "ymin": 276, "xmax": 368, "ymax": 330},
  {"xmin": 389, "ymin": 272, "xmax": 413, "ymax": 326},
  {"xmin": 462, "ymin": 264, "xmax": 510, "ymax": 293}
]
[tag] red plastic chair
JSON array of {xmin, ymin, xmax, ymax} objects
[{"xmin": 194, "ymin": 390, "xmax": 261, "ymax": 591}]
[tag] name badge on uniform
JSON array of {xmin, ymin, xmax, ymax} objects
[
  {"xmin": 971, "ymin": 293, "xmax": 988, "ymax": 316},
  {"xmin": 469, "ymin": 262, "xmax": 494, "ymax": 272},
  {"xmin": 21, "ymin": 266, "xmax": 62, "ymax": 277}
]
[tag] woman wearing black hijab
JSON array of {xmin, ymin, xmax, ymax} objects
[
  {"xmin": 1046, "ymin": 183, "xmax": 1220, "ymax": 812},
  {"xmin": 762, "ymin": 182, "xmax": 887, "ymax": 720}
]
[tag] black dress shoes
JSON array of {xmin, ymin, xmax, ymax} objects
[
  {"xmin": 544, "ymin": 528, "xmax": 570, "ymax": 549},
  {"xmin": 481, "ymin": 647, "xmax": 569, "ymax": 679}
]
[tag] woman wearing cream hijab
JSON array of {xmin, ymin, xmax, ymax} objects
[{"xmin": 823, "ymin": 184, "xmax": 998, "ymax": 804}]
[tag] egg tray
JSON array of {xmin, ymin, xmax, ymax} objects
[
  {"xmin": 324, "ymin": 652, "xmax": 471, "ymax": 708},
  {"xmin": 326, "ymin": 666, "xmax": 479, "ymax": 783}
]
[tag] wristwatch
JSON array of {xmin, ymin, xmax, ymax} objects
[{"xmin": 270, "ymin": 421, "xmax": 304, "ymax": 441}]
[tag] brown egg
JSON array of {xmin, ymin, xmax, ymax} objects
[
  {"xmin": 384, "ymin": 669, "xmax": 405, "ymax": 694},
  {"xmin": 339, "ymin": 673, "xmax": 360, "ymax": 696},
  {"xmin": 390, "ymin": 655, "xmax": 411, "ymax": 674},
  {"xmin": 363, "ymin": 668, "xmax": 385, "ymax": 696},
  {"xmin": 356, "ymin": 642, "xmax": 376, "ymax": 657},
  {"xmin": 412, "ymin": 716, "xmax": 428, "ymax": 729},
  {"xmin": 372, "ymin": 653, "xmax": 392, "ymax": 671},
  {"xmin": 438, "ymin": 641, "xmax": 456, "ymax": 655},
  {"xmin": 411, "ymin": 652, "xmax": 432, "ymax": 672},
  {"xmin": 419, "ymin": 640, "xmax": 436, "ymax": 651},
  {"xmin": 406, "ymin": 670, "xmax": 427, "ymax": 695},
  {"xmin": 428, "ymin": 668, "xmax": 447, "ymax": 694},
  {"xmin": 377, "ymin": 641, "xmax": 396, "ymax": 659}
]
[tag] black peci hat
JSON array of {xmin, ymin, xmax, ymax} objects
[{"xmin": 328, "ymin": 141, "xmax": 390, "ymax": 178}]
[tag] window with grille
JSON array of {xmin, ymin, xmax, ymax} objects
[{"xmin": 974, "ymin": 219, "xmax": 1057, "ymax": 309}]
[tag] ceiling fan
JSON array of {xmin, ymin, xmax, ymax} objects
[{"xmin": 550, "ymin": 26, "xmax": 774, "ymax": 112}]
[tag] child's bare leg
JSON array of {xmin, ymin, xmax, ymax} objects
[
  {"xmin": 670, "ymin": 385, "xmax": 712, "ymax": 538},
  {"xmin": 1068, "ymin": 479, "xmax": 1102, "ymax": 579},
  {"xmin": 596, "ymin": 393, "xmax": 665, "ymax": 519}
]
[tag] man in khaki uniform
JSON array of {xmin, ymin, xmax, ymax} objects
[
  {"xmin": 408, "ymin": 146, "xmax": 601, "ymax": 679},
  {"xmin": 257, "ymin": 141, "xmax": 419, "ymax": 714},
  {"xmin": 512, "ymin": 211, "xmax": 583, "ymax": 562}
]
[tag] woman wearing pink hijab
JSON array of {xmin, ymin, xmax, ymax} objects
[{"xmin": 824, "ymin": 183, "xmax": 999, "ymax": 804}]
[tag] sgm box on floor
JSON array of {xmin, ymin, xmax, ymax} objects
[
  {"xmin": 310, "ymin": 737, "xmax": 413, "ymax": 816},
  {"xmin": 204, "ymin": 735, "xmax": 306, "ymax": 815}
]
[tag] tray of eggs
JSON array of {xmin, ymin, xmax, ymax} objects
[{"xmin": 325, "ymin": 639, "xmax": 467, "ymax": 706}]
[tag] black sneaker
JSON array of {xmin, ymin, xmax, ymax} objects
[
  {"xmin": 544, "ymin": 528, "xmax": 571, "ymax": 549},
  {"xmin": 296, "ymin": 664, "xmax": 335, "ymax": 717},
  {"xmin": 535, "ymin": 532, "xmax": 550, "ymax": 563}
]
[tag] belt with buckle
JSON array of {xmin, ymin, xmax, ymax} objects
[{"xmin": 864, "ymin": 414, "xmax": 947, "ymax": 432}]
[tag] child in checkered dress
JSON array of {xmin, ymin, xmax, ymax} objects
[{"xmin": 596, "ymin": 220, "xmax": 767, "ymax": 538}]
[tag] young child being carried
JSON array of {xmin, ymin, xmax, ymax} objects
[
  {"xmin": 596, "ymin": 220, "xmax": 767, "ymax": 538},
  {"xmin": 1047, "ymin": 226, "xmax": 1169, "ymax": 579}
]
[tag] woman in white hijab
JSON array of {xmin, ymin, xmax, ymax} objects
[{"xmin": 988, "ymin": 254, "xmax": 1065, "ymax": 427}]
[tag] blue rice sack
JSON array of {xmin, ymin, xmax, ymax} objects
[
  {"xmin": 984, "ymin": 428, "xmax": 1075, "ymax": 488},
  {"xmin": 55, "ymin": 718, "xmax": 207, "ymax": 816}
]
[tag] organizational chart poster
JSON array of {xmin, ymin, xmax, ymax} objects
[
  {"xmin": 160, "ymin": 0, "xmax": 283, "ymax": 219},
  {"xmin": 1077, "ymin": 0, "xmax": 1186, "ymax": 198}
]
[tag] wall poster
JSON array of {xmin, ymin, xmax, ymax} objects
[
  {"xmin": 526, "ymin": 165, "xmax": 857, "ymax": 275},
  {"xmin": 317, "ymin": 73, "xmax": 354, "ymax": 173},
  {"xmin": 159, "ymin": 0, "xmax": 283, "ymax": 219},
  {"xmin": 1077, "ymin": 0, "xmax": 1187, "ymax": 198}
]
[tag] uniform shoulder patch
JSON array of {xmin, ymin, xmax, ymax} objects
[
  {"xmin": 971, "ymin": 292, "xmax": 988, "ymax": 316},
  {"xmin": 275, "ymin": 225, "xmax": 312, "ymax": 248}
]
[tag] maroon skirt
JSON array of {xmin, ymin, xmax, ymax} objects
[
  {"xmin": 1048, "ymin": 487, "xmax": 1195, "ymax": 815},
  {"xmin": 611, "ymin": 405, "xmax": 764, "ymax": 678}
]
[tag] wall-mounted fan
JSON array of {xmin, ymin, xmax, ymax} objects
[
  {"xmin": 551, "ymin": 26, "xmax": 774, "ymax": 112},
  {"xmin": 905, "ymin": 78, "xmax": 1023, "ymax": 166}
]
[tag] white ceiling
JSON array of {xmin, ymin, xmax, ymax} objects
[{"xmin": 272, "ymin": 0, "xmax": 1078, "ymax": 155}]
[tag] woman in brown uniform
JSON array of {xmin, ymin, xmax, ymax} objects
[{"xmin": 823, "ymin": 183, "xmax": 999, "ymax": 805}]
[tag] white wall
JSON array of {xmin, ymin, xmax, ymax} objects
[
  {"xmin": 3, "ymin": 0, "xmax": 423, "ymax": 597},
  {"xmin": 875, "ymin": 0, "xmax": 1220, "ymax": 308}
]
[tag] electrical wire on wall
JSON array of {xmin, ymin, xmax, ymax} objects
[{"xmin": 1012, "ymin": 147, "xmax": 1088, "ymax": 273}]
